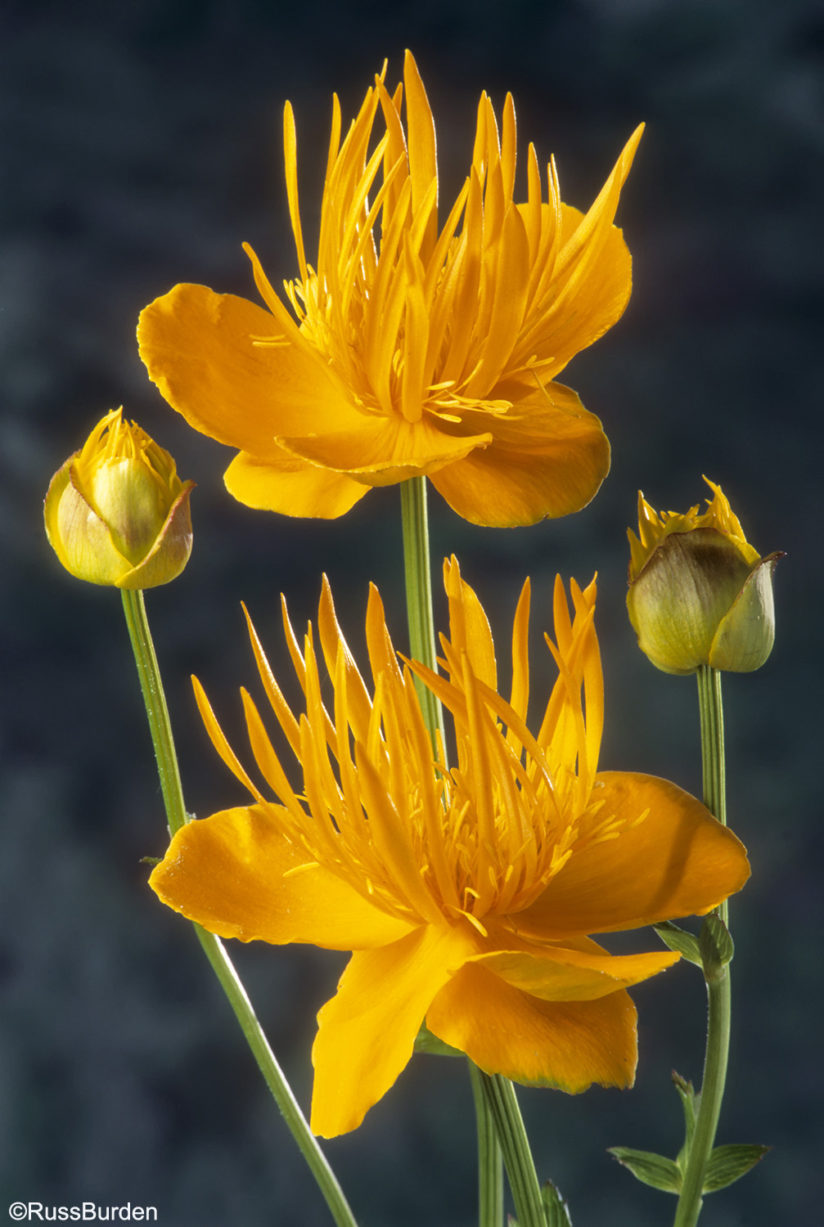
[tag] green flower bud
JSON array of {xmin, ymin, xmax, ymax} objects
[
  {"xmin": 44, "ymin": 408, "xmax": 194, "ymax": 588},
  {"xmin": 627, "ymin": 478, "xmax": 781, "ymax": 675}
]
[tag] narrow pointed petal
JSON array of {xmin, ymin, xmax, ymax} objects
[
  {"xmin": 431, "ymin": 381, "xmax": 610, "ymax": 526},
  {"xmin": 442, "ymin": 557, "xmax": 498, "ymax": 689},
  {"xmin": 427, "ymin": 960, "xmax": 638, "ymax": 1091},
  {"xmin": 224, "ymin": 450, "xmax": 369, "ymax": 518},
  {"xmin": 149, "ymin": 806, "xmax": 412, "ymax": 950},
  {"xmin": 310, "ymin": 924, "xmax": 478, "ymax": 1137},
  {"xmin": 138, "ymin": 284, "xmax": 364, "ymax": 449},
  {"xmin": 516, "ymin": 772, "xmax": 750, "ymax": 940}
]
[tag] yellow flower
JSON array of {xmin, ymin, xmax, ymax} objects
[
  {"xmin": 138, "ymin": 52, "xmax": 642, "ymax": 526},
  {"xmin": 627, "ymin": 477, "xmax": 781, "ymax": 674},
  {"xmin": 149, "ymin": 558, "xmax": 748, "ymax": 1137},
  {"xmin": 44, "ymin": 408, "xmax": 194, "ymax": 588}
]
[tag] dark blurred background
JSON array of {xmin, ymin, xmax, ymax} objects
[{"xmin": 2, "ymin": 0, "xmax": 822, "ymax": 1223}]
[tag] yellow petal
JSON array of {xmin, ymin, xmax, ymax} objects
[
  {"xmin": 516, "ymin": 772, "xmax": 750, "ymax": 940},
  {"xmin": 534, "ymin": 206, "xmax": 633, "ymax": 378},
  {"xmin": 149, "ymin": 805, "xmax": 412, "ymax": 950},
  {"xmin": 430, "ymin": 381, "xmax": 610, "ymax": 526},
  {"xmin": 427, "ymin": 960, "xmax": 637, "ymax": 1091},
  {"xmin": 310, "ymin": 923, "xmax": 478, "ymax": 1137},
  {"xmin": 442, "ymin": 556, "xmax": 498, "ymax": 690},
  {"xmin": 276, "ymin": 414, "xmax": 492, "ymax": 487},
  {"xmin": 402, "ymin": 50, "xmax": 438, "ymax": 259},
  {"xmin": 471, "ymin": 941, "xmax": 679, "ymax": 1002},
  {"xmin": 224, "ymin": 450, "xmax": 369, "ymax": 518},
  {"xmin": 137, "ymin": 284, "xmax": 365, "ymax": 451}
]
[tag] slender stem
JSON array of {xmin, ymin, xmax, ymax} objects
[
  {"xmin": 477, "ymin": 1073, "xmax": 545, "ymax": 1227},
  {"xmin": 400, "ymin": 477, "xmax": 544, "ymax": 1227},
  {"xmin": 673, "ymin": 665, "xmax": 730, "ymax": 1227},
  {"xmin": 120, "ymin": 589, "xmax": 359, "ymax": 1227},
  {"xmin": 470, "ymin": 1064, "xmax": 505, "ymax": 1227},
  {"xmin": 120, "ymin": 589, "xmax": 187, "ymax": 836},
  {"xmin": 399, "ymin": 476, "xmax": 444, "ymax": 744}
]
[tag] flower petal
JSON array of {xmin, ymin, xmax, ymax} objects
[
  {"xmin": 427, "ymin": 960, "xmax": 637, "ymax": 1091},
  {"xmin": 277, "ymin": 414, "xmax": 492, "ymax": 487},
  {"xmin": 516, "ymin": 772, "xmax": 750, "ymax": 939},
  {"xmin": 137, "ymin": 284, "xmax": 365, "ymax": 452},
  {"xmin": 224, "ymin": 450, "xmax": 369, "ymax": 518},
  {"xmin": 430, "ymin": 381, "xmax": 610, "ymax": 526},
  {"xmin": 310, "ymin": 923, "xmax": 478, "ymax": 1137},
  {"xmin": 513, "ymin": 124, "xmax": 642, "ymax": 380},
  {"xmin": 524, "ymin": 205, "xmax": 633, "ymax": 380},
  {"xmin": 471, "ymin": 940, "xmax": 679, "ymax": 1001},
  {"xmin": 149, "ymin": 805, "xmax": 412, "ymax": 950}
]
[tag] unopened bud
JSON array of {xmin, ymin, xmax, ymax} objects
[
  {"xmin": 627, "ymin": 478, "xmax": 781, "ymax": 675},
  {"xmin": 44, "ymin": 408, "xmax": 194, "ymax": 588}
]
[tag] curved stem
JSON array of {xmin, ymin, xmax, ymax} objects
[
  {"xmin": 673, "ymin": 665, "xmax": 730, "ymax": 1227},
  {"xmin": 400, "ymin": 478, "xmax": 543, "ymax": 1227},
  {"xmin": 120, "ymin": 589, "xmax": 359, "ymax": 1227}
]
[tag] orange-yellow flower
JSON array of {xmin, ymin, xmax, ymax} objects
[
  {"xmin": 138, "ymin": 52, "xmax": 642, "ymax": 526},
  {"xmin": 149, "ymin": 559, "xmax": 748, "ymax": 1137}
]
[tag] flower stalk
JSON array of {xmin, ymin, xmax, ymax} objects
[
  {"xmin": 476, "ymin": 1073, "xmax": 545, "ymax": 1227},
  {"xmin": 673, "ymin": 665, "xmax": 731, "ymax": 1227},
  {"xmin": 400, "ymin": 474, "xmax": 534, "ymax": 1227},
  {"xmin": 120, "ymin": 588, "xmax": 359, "ymax": 1227}
]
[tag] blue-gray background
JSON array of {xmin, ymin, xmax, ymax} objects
[{"xmin": 2, "ymin": 1, "xmax": 822, "ymax": 1223}]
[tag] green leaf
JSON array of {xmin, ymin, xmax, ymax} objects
[
  {"xmin": 654, "ymin": 921, "xmax": 702, "ymax": 966},
  {"xmin": 542, "ymin": 1181, "xmax": 573, "ymax": 1226},
  {"xmin": 413, "ymin": 1022, "xmax": 462, "ymax": 1057},
  {"xmin": 699, "ymin": 913, "xmax": 735, "ymax": 981},
  {"xmin": 672, "ymin": 1071, "xmax": 698, "ymax": 1152},
  {"xmin": 608, "ymin": 1147, "xmax": 682, "ymax": 1193},
  {"xmin": 703, "ymin": 1144, "xmax": 770, "ymax": 1192}
]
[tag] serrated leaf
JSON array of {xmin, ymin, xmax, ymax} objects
[
  {"xmin": 654, "ymin": 921, "xmax": 702, "ymax": 966},
  {"xmin": 703, "ymin": 1144, "xmax": 770, "ymax": 1192},
  {"xmin": 608, "ymin": 1147, "xmax": 682, "ymax": 1193}
]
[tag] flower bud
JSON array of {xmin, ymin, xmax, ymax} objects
[
  {"xmin": 626, "ymin": 478, "xmax": 781, "ymax": 675},
  {"xmin": 44, "ymin": 408, "xmax": 194, "ymax": 588}
]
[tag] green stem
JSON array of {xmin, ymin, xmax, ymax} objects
[
  {"xmin": 673, "ymin": 665, "xmax": 730, "ymax": 1227},
  {"xmin": 120, "ymin": 588, "xmax": 187, "ymax": 836},
  {"xmin": 470, "ymin": 1064, "xmax": 505, "ymax": 1227},
  {"xmin": 399, "ymin": 475, "xmax": 444, "ymax": 744},
  {"xmin": 400, "ymin": 477, "xmax": 543, "ymax": 1227},
  {"xmin": 120, "ymin": 589, "xmax": 359, "ymax": 1227},
  {"xmin": 477, "ymin": 1073, "xmax": 544, "ymax": 1227}
]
